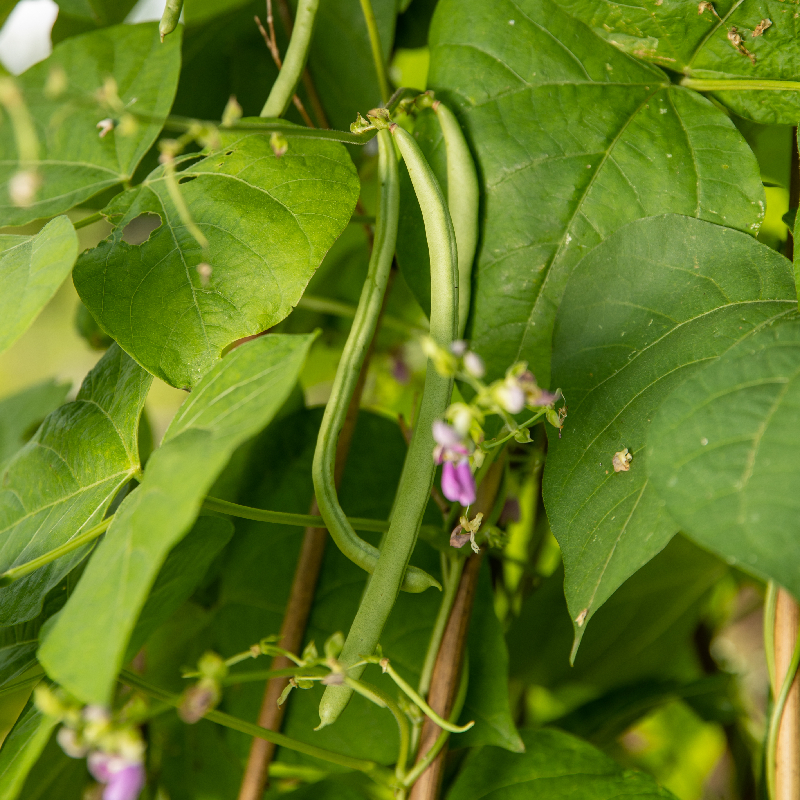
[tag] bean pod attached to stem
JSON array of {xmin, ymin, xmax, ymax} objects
[
  {"xmin": 318, "ymin": 119, "xmax": 458, "ymax": 727},
  {"xmin": 312, "ymin": 128, "xmax": 438, "ymax": 593},
  {"xmin": 159, "ymin": 0, "xmax": 184, "ymax": 42}
]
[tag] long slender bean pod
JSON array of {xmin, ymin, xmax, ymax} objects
[
  {"xmin": 318, "ymin": 122, "xmax": 458, "ymax": 726},
  {"xmin": 159, "ymin": 0, "xmax": 183, "ymax": 41},
  {"xmin": 432, "ymin": 101, "xmax": 479, "ymax": 337},
  {"xmin": 312, "ymin": 130, "xmax": 438, "ymax": 593},
  {"xmin": 261, "ymin": 0, "xmax": 319, "ymax": 118}
]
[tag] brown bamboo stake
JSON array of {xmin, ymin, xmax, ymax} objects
[
  {"xmin": 775, "ymin": 589, "xmax": 800, "ymax": 800},
  {"xmin": 409, "ymin": 455, "xmax": 506, "ymax": 800}
]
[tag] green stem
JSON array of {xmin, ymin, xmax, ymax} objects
[
  {"xmin": 417, "ymin": 555, "xmax": 464, "ymax": 699},
  {"xmin": 297, "ymin": 294, "xmax": 427, "ymax": 336},
  {"xmin": 261, "ymin": 0, "xmax": 320, "ymax": 118},
  {"xmin": 482, "ymin": 410, "xmax": 547, "ymax": 450},
  {"xmin": 358, "ymin": 0, "xmax": 391, "ymax": 104},
  {"xmin": 312, "ymin": 129, "xmax": 436, "ymax": 595},
  {"xmin": 345, "ymin": 677, "xmax": 410, "ymax": 779},
  {"xmin": 681, "ymin": 77, "xmax": 800, "ymax": 93},
  {"xmin": 381, "ymin": 660, "xmax": 473, "ymax": 734},
  {"xmin": 432, "ymin": 101, "xmax": 479, "ymax": 337},
  {"xmin": 765, "ymin": 581, "xmax": 778, "ymax": 693},
  {"xmin": 118, "ymin": 669, "xmax": 391, "ymax": 780},
  {"xmin": 0, "ymin": 517, "xmax": 111, "ymax": 587},
  {"xmin": 402, "ymin": 658, "xmax": 469, "ymax": 788},
  {"xmin": 766, "ymin": 626, "xmax": 800, "ymax": 800},
  {"xmin": 72, "ymin": 211, "xmax": 104, "ymax": 230},
  {"xmin": 159, "ymin": 0, "xmax": 183, "ymax": 41},
  {"xmin": 220, "ymin": 667, "xmax": 328, "ymax": 685},
  {"xmin": 318, "ymin": 121, "xmax": 457, "ymax": 727}
]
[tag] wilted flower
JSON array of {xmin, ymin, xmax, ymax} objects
[
  {"xmin": 179, "ymin": 679, "xmax": 220, "ymax": 724},
  {"xmin": 88, "ymin": 752, "xmax": 145, "ymax": 800},
  {"xmin": 96, "ymin": 118, "xmax": 115, "ymax": 138}
]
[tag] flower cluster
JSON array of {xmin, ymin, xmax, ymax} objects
[
  {"xmin": 424, "ymin": 338, "xmax": 565, "ymax": 512},
  {"xmin": 35, "ymin": 685, "xmax": 146, "ymax": 800}
]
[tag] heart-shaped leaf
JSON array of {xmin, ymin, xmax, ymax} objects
[
  {"xmin": 39, "ymin": 333, "xmax": 316, "ymax": 704},
  {"xmin": 428, "ymin": 0, "xmax": 765, "ymax": 386},
  {"xmin": 555, "ymin": 0, "xmax": 800, "ymax": 124},
  {"xmin": 74, "ymin": 131, "xmax": 360, "ymax": 389},
  {"xmin": 0, "ymin": 344, "xmax": 152, "ymax": 626},
  {"xmin": 0, "ymin": 23, "xmax": 181, "ymax": 225},
  {"xmin": 542, "ymin": 215, "xmax": 795, "ymax": 650},
  {"xmin": 648, "ymin": 316, "xmax": 800, "ymax": 596},
  {"xmin": 0, "ymin": 217, "xmax": 78, "ymax": 356}
]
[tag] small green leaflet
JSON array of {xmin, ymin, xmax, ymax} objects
[
  {"xmin": 428, "ymin": 0, "xmax": 764, "ymax": 386},
  {"xmin": 0, "ymin": 216, "xmax": 78, "ymax": 356},
  {"xmin": 0, "ymin": 345, "xmax": 152, "ymax": 625},
  {"xmin": 648, "ymin": 317, "xmax": 800, "ymax": 597},
  {"xmin": 542, "ymin": 215, "xmax": 795, "ymax": 651},
  {"xmin": 0, "ymin": 703, "xmax": 56, "ymax": 800},
  {"xmin": 555, "ymin": 0, "xmax": 800, "ymax": 124},
  {"xmin": 39, "ymin": 333, "xmax": 316, "ymax": 704},
  {"xmin": 74, "ymin": 131, "xmax": 360, "ymax": 389},
  {"xmin": 0, "ymin": 23, "xmax": 181, "ymax": 225},
  {"xmin": 446, "ymin": 728, "xmax": 678, "ymax": 800}
]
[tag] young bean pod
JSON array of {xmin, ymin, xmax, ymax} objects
[
  {"xmin": 432, "ymin": 101, "xmax": 479, "ymax": 338},
  {"xmin": 260, "ymin": 0, "xmax": 320, "ymax": 118},
  {"xmin": 159, "ymin": 0, "xmax": 183, "ymax": 41},
  {"xmin": 318, "ymin": 122, "xmax": 458, "ymax": 727},
  {"xmin": 312, "ymin": 129, "xmax": 438, "ymax": 593}
]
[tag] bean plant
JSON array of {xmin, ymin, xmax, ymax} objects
[{"xmin": 0, "ymin": 0, "xmax": 799, "ymax": 798}]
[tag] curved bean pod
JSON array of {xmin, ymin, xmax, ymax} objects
[
  {"xmin": 433, "ymin": 101, "xmax": 479, "ymax": 338},
  {"xmin": 159, "ymin": 0, "xmax": 183, "ymax": 41},
  {"xmin": 312, "ymin": 128, "xmax": 438, "ymax": 594},
  {"xmin": 318, "ymin": 122, "xmax": 458, "ymax": 727}
]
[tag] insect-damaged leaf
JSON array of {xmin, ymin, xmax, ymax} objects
[
  {"xmin": 542, "ymin": 215, "xmax": 795, "ymax": 651},
  {"xmin": 0, "ymin": 216, "xmax": 78, "ymax": 357},
  {"xmin": 0, "ymin": 345, "xmax": 152, "ymax": 626},
  {"xmin": 39, "ymin": 333, "xmax": 315, "ymax": 704},
  {"xmin": 648, "ymin": 316, "xmax": 800, "ymax": 597},
  {"xmin": 0, "ymin": 23, "xmax": 181, "ymax": 225},
  {"xmin": 427, "ymin": 0, "xmax": 764, "ymax": 387},
  {"xmin": 555, "ymin": 0, "xmax": 800, "ymax": 124},
  {"xmin": 74, "ymin": 131, "xmax": 359, "ymax": 389}
]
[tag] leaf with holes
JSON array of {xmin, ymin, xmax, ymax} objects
[
  {"xmin": 541, "ymin": 215, "xmax": 795, "ymax": 651},
  {"xmin": 38, "ymin": 333, "xmax": 315, "ymax": 704},
  {"xmin": 0, "ymin": 23, "xmax": 181, "ymax": 225},
  {"xmin": 428, "ymin": 0, "xmax": 764, "ymax": 387},
  {"xmin": 73, "ymin": 130, "xmax": 359, "ymax": 389},
  {"xmin": 554, "ymin": 0, "xmax": 800, "ymax": 124},
  {"xmin": 0, "ymin": 345, "xmax": 152, "ymax": 626},
  {"xmin": 647, "ymin": 316, "xmax": 800, "ymax": 596},
  {"xmin": 0, "ymin": 217, "xmax": 78, "ymax": 356}
]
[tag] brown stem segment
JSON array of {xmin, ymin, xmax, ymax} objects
[
  {"xmin": 408, "ymin": 455, "xmax": 505, "ymax": 800},
  {"xmin": 775, "ymin": 589, "xmax": 800, "ymax": 800}
]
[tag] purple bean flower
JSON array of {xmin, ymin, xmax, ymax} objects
[
  {"xmin": 432, "ymin": 420, "xmax": 469, "ymax": 464},
  {"xmin": 441, "ymin": 459, "xmax": 476, "ymax": 506},
  {"xmin": 88, "ymin": 753, "xmax": 145, "ymax": 800}
]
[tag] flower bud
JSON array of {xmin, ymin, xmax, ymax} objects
[
  {"xmin": 421, "ymin": 336, "xmax": 457, "ymax": 376},
  {"xmin": 57, "ymin": 726, "xmax": 89, "ymax": 759},
  {"xmin": 9, "ymin": 169, "xmax": 40, "ymax": 207},
  {"xmin": 179, "ymin": 679, "xmax": 220, "ymax": 724},
  {"xmin": 463, "ymin": 351, "xmax": 485, "ymax": 379},
  {"xmin": 269, "ymin": 131, "xmax": 288, "ymax": 157},
  {"xmin": 221, "ymin": 95, "xmax": 243, "ymax": 127}
]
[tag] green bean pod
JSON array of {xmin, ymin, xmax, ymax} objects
[
  {"xmin": 318, "ymin": 123, "xmax": 458, "ymax": 727},
  {"xmin": 433, "ymin": 101, "xmax": 479, "ymax": 338},
  {"xmin": 261, "ymin": 0, "xmax": 320, "ymax": 118},
  {"xmin": 312, "ymin": 129, "xmax": 438, "ymax": 594},
  {"xmin": 159, "ymin": 0, "xmax": 183, "ymax": 41}
]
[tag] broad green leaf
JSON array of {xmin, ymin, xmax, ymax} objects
[
  {"xmin": 428, "ymin": 0, "xmax": 765, "ymax": 387},
  {"xmin": 0, "ymin": 704, "xmax": 56, "ymax": 800},
  {"xmin": 648, "ymin": 317, "xmax": 800, "ymax": 596},
  {"xmin": 555, "ymin": 0, "xmax": 800, "ymax": 124},
  {"xmin": 0, "ymin": 380, "xmax": 70, "ymax": 466},
  {"xmin": 0, "ymin": 217, "xmax": 78, "ymax": 356},
  {"xmin": 542, "ymin": 215, "xmax": 794, "ymax": 650},
  {"xmin": 446, "ymin": 727, "xmax": 678, "ymax": 800},
  {"xmin": 124, "ymin": 515, "xmax": 233, "ymax": 662},
  {"xmin": 507, "ymin": 537, "xmax": 726, "ymax": 692},
  {"xmin": 0, "ymin": 345, "xmax": 152, "ymax": 625},
  {"xmin": 74, "ymin": 132, "xmax": 359, "ymax": 389},
  {"xmin": 39, "ymin": 333, "xmax": 315, "ymax": 704},
  {"xmin": 55, "ymin": 0, "xmax": 137, "ymax": 25},
  {"xmin": 0, "ymin": 23, "xmax": 181, "ymax": 226}
]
